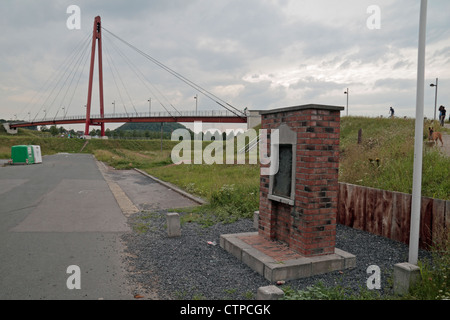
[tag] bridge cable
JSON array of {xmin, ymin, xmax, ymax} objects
[
  {"xmin": 32, "ymin": 32, "xmax": 92, "ymax": 122},
  {"xmin": 39, "ymin": 32, "xmax": 91, "ymax": 122},
  {"xmin": 50, "ymin": 35, "xmax": 92, "ymax": 121},
  {"xmin": 65, "ymin": 40, "xmax": 91, "ymax": 118},
  {"xmin": 103, "ymin": 33, "xmax": 178, "ymax": 118},
  {"xmin": 104, "ymin": 33, "xmax": 181, "ymax": 117},
  {"xmin": 103, "ymin": 45, "xmax": 139, "ymax": 116},
  {"xmin": 55, "ymin": 35, "xmax": 92, "ymax": 119},
  {"xmin": 102, "ymin": 27, "xmax": 245, "ymax": 118},
  {"xmin": 18, "ymin": 31, "xmax": 91, "ymax": 123},
  {"xmin": 104, "ymin": 45, "xmax": 130, "ymax": 116}
]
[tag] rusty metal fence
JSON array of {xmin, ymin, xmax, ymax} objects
[{"xmin": 337, "ymin": 182, "xmax": 449, "ymax": 250}]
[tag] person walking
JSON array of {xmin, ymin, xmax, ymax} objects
[
  {"xmin": 438, "ymin": 105, "xmax": 446, "ymax": 126},
  {"xmin": 389, "ymin": 107, "xmax": 395, "ymax": 118}
]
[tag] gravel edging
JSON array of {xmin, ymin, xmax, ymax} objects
[{"xmin": 121, "ymin": 210, "xmax": 432, "ymax": 300}]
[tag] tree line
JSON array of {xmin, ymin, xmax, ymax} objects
[{"xmin": 39, "ymin": 125, "xmax": 238, "ymax": 141}]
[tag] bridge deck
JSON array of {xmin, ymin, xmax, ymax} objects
[{"xmin": 9, "ymin": 110, "xmax": 247, "ymax": 128}]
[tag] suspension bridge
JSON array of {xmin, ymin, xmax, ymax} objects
[{"xmin": 5, "ymin": 16, "xmax": 250, "ymax": 137}]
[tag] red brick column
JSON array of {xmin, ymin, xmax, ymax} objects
[{"xmin": 258, "ymin": 104, "xmax": 343, "ymax": 256}]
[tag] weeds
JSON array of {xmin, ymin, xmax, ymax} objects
[
  {"xmin": 339, "ymin": 117, "xmax": 450, "ymax": 200},
  {"xmin": 405, "ymin": 230, "xmax": 450, "ymax": 300},
  {"xmin": 282, "ymin": 282, "xmax": 382, "ymax": 300}
]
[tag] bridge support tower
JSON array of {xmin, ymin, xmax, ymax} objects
[{"xmin": 84, "ymin": 16, "xmax": 105, "ymax": 137}]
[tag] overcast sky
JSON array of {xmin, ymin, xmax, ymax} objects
[{"xmin": 1, "ymin": 0, "xmax": 449, "ymax": 131}]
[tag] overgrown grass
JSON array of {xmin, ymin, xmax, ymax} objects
[
  {"xmin": 93, "ymin": 148, "xmax": 173, "ymax": 170},
  {"xmin": 339, "ymin": 117, "xmax": 450, "ymax": 200},
  {"xmin": 147, "ymin": 163, "xmax": 259, "ymax": 227},
  {"xmin": 282, "ymin": 282, "xmax": 382, "ymax": 300},
  {"xmin": 404, "ymin": 230, "xmax": 450, "ymax": 300}
]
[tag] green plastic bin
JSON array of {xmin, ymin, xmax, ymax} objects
[{"xmin": 11, "ymin": 145, "xmax": 35, "ymax": 165}]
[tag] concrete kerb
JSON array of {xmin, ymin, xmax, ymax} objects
[
  {"xmin": 220, "ymin": 232, "xmax": 356, "ymax": 282},
  {"xmin": 133, "ymin": 168, "xmax": 207, "ymax": 205},
  {"xmin": 96, "ymin": 160, "xmax": 140, "ymax": 217}
]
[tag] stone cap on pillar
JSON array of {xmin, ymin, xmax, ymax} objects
[{"xmin": 259, "ymin": 104, "xmax": 344, "ymax": 115}]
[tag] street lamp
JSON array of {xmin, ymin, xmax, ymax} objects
[
  {"xmin": 194, "ymin": 94, "xmax": 198, "ymax": 113},
  {"xmin": 344, "ymin": 88, "xmax": 349, "ymax": 116},
  {"xmin": 112, "ymin": 101, "xmax": 115, "ymax": 116},
  {"xmin": 148, "ymin": 98, "xmax": 151, "ymax": 115},
  {"xmin": 430, "ymin": 78, "xmax": 438, "ymax": 120}
]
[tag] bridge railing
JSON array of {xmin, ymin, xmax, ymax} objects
[
  {"xmin": 92, "ymin": 109, "xmax": 246, "ymax": 119},
  {"xmin": 11, "ymin": 109, "xmax": 246, "ymax": 125}
]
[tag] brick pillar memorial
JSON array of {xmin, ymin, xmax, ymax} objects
[
  {"xmin": 259, "ymin": 104, "xmax": 343, "ymax": 256},
  {"xmin": 220, "ymin": 104, "xmax": 355, "ymax": 282}
]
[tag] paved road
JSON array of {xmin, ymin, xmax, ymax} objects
[
  {"xmin": 0, "ymin": 154, "xmax": 133, "ymax": 299},
  {"xmin": 0, "ymin": 153, "xmax": 199, "ymax": 300}
]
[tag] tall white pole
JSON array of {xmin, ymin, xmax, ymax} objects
[
  {"xmin": 346, "ymin": 88, "xmax": 349, "ymax": 116},
  {"xmin": 409, "ymin": 0, "xmax": 428, "ymax": 265}
]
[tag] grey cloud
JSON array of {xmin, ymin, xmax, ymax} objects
[
  {"xmin": 1, "ymin": 0, "xmax": 450, "ymax": 122},
  {"xmin": 373, "ymin": 78, "xmax": 416, "ymax": 91}
]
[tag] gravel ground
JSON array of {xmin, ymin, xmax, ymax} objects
[{"xmin": 121, "ymin": 209, "xmax": 432, "ymax": 300}]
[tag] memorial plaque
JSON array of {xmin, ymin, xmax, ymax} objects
[{"xmin": 272, "ymin": 144, "xmax": 292, "ymax": 199}]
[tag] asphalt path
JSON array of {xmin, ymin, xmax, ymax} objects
[
  {"xmin": 101, "ymin": 165, "xmax": 200, "ymax": 212},
  {"xmin": 0, "ymin": 153, "xmax": 199, "ymax": 300},
  {"xmin": 0, "ymin": 153, "xmax": 134, "ymax": 299}
]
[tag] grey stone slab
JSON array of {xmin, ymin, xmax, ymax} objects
[
  {"xmin": 335, "ymin": 248, "xmax": 357, "ymax": 269},
  {"xmin": 219, "ymin": 233, "xmax": 255, "ymax": 261},
  {"xmin": 265, "ymin": 258, "xmax": 312, "ymax": 282},
  {"xmin": 221, "ymin": 232, "xmax": 356, "ymax": 282}
]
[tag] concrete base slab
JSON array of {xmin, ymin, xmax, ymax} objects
[{"xmin": 220, "ymin": 232, "xmax": 356, "ymax": 282}]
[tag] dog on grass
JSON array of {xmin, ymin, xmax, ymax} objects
[{"xmin": 428, "ymin": 127, "xmax": 443, "ymax": 146}]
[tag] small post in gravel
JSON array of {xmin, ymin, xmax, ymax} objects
[{"xmin": 167, "ymin": 212, "xmax": 181, "ymax": 237}]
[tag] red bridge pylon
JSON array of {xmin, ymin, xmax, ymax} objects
[{"xmin": 84, "ymin": 16, "xmax": 105, "ymax": 137}]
